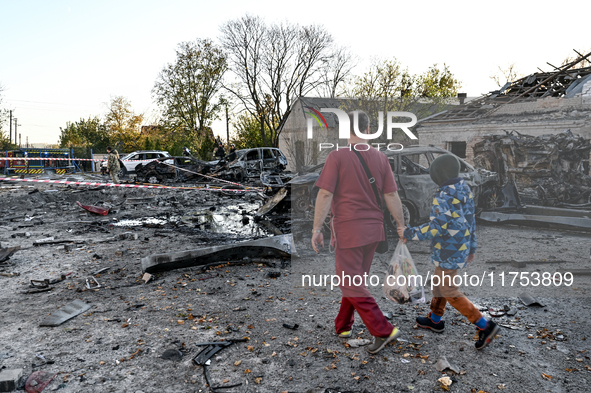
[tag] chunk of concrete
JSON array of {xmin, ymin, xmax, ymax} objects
[{"xmin": 0, "ymin": 368, "xmax": 23, "ymax": 392}]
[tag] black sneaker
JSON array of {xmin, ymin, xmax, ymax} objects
[
  {"xmin": 475, "ymin": 320, "xmax": 500, "ymax": 350},
  {"xmin": 416, "ymin": 313, "xmax": 445, "ymax": 333}
]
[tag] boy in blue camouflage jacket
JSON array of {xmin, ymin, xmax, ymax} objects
[{"xmin": 400, "ymin": 154, "xmax": 499, "ymax": 350}]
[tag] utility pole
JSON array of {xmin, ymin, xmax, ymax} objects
[
  {"xmin": 14, "ymin": 119, "xmax": 20, "ymax": 146},
  {"xmin": 19, "ymin": 134, "xmax": 21, "ymax": 148},
  {"xmin": 9, "ymin": 110, "xmax": 12, "ymax": 145},
  {"xmin": 225, "ymin": 104, "xmax": 230, "ymax": 144}
]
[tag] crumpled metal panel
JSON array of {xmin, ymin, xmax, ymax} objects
[{"xmin": 141, "ymin": 234, "xmax": 296, "ymax": 273}]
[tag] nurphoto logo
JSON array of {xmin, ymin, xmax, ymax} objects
[
  {"xmin": 305, "ymin": 108, "xmax": 417, "ymax": 151},
  {"xmin": 306, "ymin": 108, "xmax": 418, "ymax": 140}
]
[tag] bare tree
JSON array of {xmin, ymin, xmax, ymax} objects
[
  {"xmin": 220, "ymin": 15, "xmax": 350, "ymax": 146},
  {"xmin": 490, "ymin": 63, "xmax": 522, "ymax": 88},
  {"xmin": 561, "ymin": 48, "xmax": 591, "ymax": 69},
  {"xmin": 318, "ymin": 46, "xmax": 356, "ymax": 98}
]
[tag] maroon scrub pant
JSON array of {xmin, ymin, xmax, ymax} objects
[{"xmin": 334, "ymin": 241, "xmax": 394, "ymax": 338}]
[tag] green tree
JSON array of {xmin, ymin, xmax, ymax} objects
[
  {"xmin": 341, "ymin": 59, "xmax": 462, "ymax": 143},
  {"xmin": 58, "ymin": 116, "xmax": 110, "ymax": 151},
  {"xmin": 232, "ymin": 113, "xmax": 274, "ymax": 149},
  {"xmin": 105, "ymin": 96, "xmax": 144, "ymax": 152},
  {"xmin": 153, "ymin": 38, "xmax": 227, "ymax": 158}
]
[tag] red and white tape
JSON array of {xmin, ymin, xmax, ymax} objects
[
  {"xmin": 0, "ymin": 157, "xmax": 138, "ymax": 162},
  {"xmin": 0, "ymin": 177, "xmax": 254, "ymax": 193}
]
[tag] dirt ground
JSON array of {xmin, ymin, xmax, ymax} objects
[{"xmin": 1, "ymin": 178, "xmax": 590, "ymax": 393}]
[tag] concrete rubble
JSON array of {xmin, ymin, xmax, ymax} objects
[{"xmin": 0, "ymin": 159, "xmax": 590, "ymax": 392}]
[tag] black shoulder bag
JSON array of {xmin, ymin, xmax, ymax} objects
[{"xmin": 352, "ymin": 150, "xmax": 389, "ymax": 254}]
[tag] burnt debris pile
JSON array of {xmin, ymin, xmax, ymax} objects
[{"xmin": 473, "ymin": 130, "xmax": 591, "ymax": 206}]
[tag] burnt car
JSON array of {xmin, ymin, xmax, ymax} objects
[
  {"xmin": 212, "ymin": 147, "xmax": 288, "ymax": 181},
  {"xmin": 135, "ymin": 156, "xmax": 213, "ymax": 183},
  {"xmin": 289, "ymin": 146, "xmax": 498, "ymax": 227}
]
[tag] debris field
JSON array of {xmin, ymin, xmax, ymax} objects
[{"xmin": 1, "ymin": 180, "xmax": 591, "ymax": 393}]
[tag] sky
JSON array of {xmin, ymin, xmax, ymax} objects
[{"xmin": 1, "ymin": 0, "xmax": 590, "ymax": 146}]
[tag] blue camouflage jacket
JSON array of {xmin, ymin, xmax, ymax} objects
[{"xmin": 403, "ymin": 178, "xmax": 477, "ymax": 270}]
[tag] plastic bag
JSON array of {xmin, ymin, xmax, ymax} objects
[{"xmin": 383, "ymin": 242, "xmax": 425, "ymax": 304}]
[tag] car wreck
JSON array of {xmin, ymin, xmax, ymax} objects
[
  {"xmin": 134, "ymin": 147, "xmax": 289, "ymax": 184},
  {"xmin": 134, "ymin": 156, "xmax": 214, "ymax": 183},
  {"xmin": 278, "ymin": 146, "xmax": 498, "ymax": 227}
]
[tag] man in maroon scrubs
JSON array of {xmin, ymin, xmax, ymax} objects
[{"xmin": 311, "ymin": 110, "xmax": 406, "ymax": 354}]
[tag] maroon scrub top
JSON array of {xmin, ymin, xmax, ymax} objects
[{"xmin": 315, "ymin": 145, "xmax": 398, "ymax": 249}]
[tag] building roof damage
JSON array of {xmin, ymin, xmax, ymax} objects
[{"xmin": 421, "ymin": 50, "xmax": 591, "ymax": 124}]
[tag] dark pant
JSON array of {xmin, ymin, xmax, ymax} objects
[
  {"xmin": 430, "ymin": 266, "xmax": 483, "ymax": 323},
  {"xmin": 334, "ymin": 242, "xmax": 393, "ymax": 337}
]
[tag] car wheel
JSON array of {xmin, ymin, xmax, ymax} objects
[
  {"xmin": 144, "ymin": 171, "xmax": 162, "ymax": 184},
  {"xmin": 387, "ymin": 203, "xmax": 412, "ymax": 230},
  {"xmin": 118, "ymin": 166, "xmax": 128, "ymax": 179}
]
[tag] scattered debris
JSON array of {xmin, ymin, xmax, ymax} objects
[
  {"xmin": 24, "ymin": 370, "xmax": 57, "ymax": 393},
  {"xmin": 160, "ymin": 348, "xmax": 183, "ymax": 362},
  {"xmin": 283, "ymin": 323, "xmax": 299, "ymax": 330},
  {"xmin": 435, "ymin": 356, "xmax": 460, "ymax": 373},
  {"xmin": 438, "ymin": 375, "xmax": 453, "ymax": 387},
  {"xmin": 76, "ymin": 201, "xmax": 109, "ymax": 216},
  {"xmin": 39, "ymin": 299, "xmax": 91, "ymax": 327},
  {"xmin": 141, "ymin": 234, "xmax": 296, "ymax": 273},
  {"xmin": 193, "ymin": 339, "xmax": 247, "ymax": 391},
  {"xmin": 479, "ymin": 205, "xmax": 591, "ymax": 232},
  {"xmin": 0, "ymin": 246, "xmax": 20, "ymax": 263},
  {"xmin": 474, "ymin": 130, "xmax": 591, "ymax": 206},
  {"xmin": 346, "ymin": 339, "xmax": 371, "ymax": 348},
  {"xmin": 519, "ymin": 293, "xmax": 546, "ymax": 307},
  {"xmin": 85, "ymin": 276, "xmax": 101, "ymax": 290},
  {"xmin": 0, "ymin": 368, "xmax": 24, "ymax": 392},
  {"xmin": 142, "ymin": 272, "xmax": 153, "ymax": 283}
]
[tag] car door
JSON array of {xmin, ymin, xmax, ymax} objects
[
  {"xmin": 126, "ymin": 153, "xmax": 144, "ymax": 172},
  {"xmin": 243, "ymin": 149, "xmax": 262, "ymax": 176},
  {"xmin": 261, "ymin": 148, "xmax": 278, "ymax": 171},
  {"xmin": 398, "ymin": 152, "xmax": 439, "ymax": 224}
]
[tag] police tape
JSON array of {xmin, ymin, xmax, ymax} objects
[
  {"xmin": 1, "ymin": 156, "xmax": 259, "ymax": 190},
  {"xmin": 0, "ymin": 157, "xmax": 138, "ymax": 162},
  {"xmin": 0, "ymin": 177, "xmax": 256, "ymax": 193}
]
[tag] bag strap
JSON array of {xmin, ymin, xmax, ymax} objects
[{"xmin": 352, "ymin": 149, "xmax": 383, "ymax": 209}]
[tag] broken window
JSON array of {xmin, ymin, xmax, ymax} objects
[
  {"xmin": 262, "ymin": 149, "xmax": 274, "ymax": 159},
  {"xmin": 447, "ymin": 141, "xmax": 467, "ymax": 158},
  {"xmin": 246, "ymin": 150, "xmax": 260, "ymax": 161},
  {"xmin": 401, "ymin": 154, "xmax": 430, "ymax": 175}
]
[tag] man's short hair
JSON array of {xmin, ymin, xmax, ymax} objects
[
  {"xmin": 107, "ymin": 146, "xmax": 112, "ymax": 151},
  {"xmin": 348, "ymin": 111, "xmax": 369, "ymax": 134}
]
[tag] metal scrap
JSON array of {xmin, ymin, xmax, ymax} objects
[
  {"xmin": 39, "ymin": 299, "xmax": 92, "ymax": 327},
  {"xmin": 193, "ymin": 339, "xmax": 247, "ymax": 392},
  {"xmin": 473, "ymin": 130, "xmax": 591, "ymax": 206},
  {"xmin": 0, "ymin": 246, "xmax": 20, "ymax": 263},
  {"xmin": 141, "ymin": 234, "xmax": 296, "ymax": 273},
  {"xmin": 479, "ymin": 205, "xmax": 591, "ymax": 231}
]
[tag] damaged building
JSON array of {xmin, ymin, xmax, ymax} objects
[
  {"xmin": 416, "ymin": 53, "xmax": 591, "ymax": 165},
  {"xmin": 473, "ymin": 129, "xmax": 591, "ymax": 207}
]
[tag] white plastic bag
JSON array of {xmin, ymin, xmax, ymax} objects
[{"xmin": 383, "ymin": 242, "xmax": 425, "ymax": 304}]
